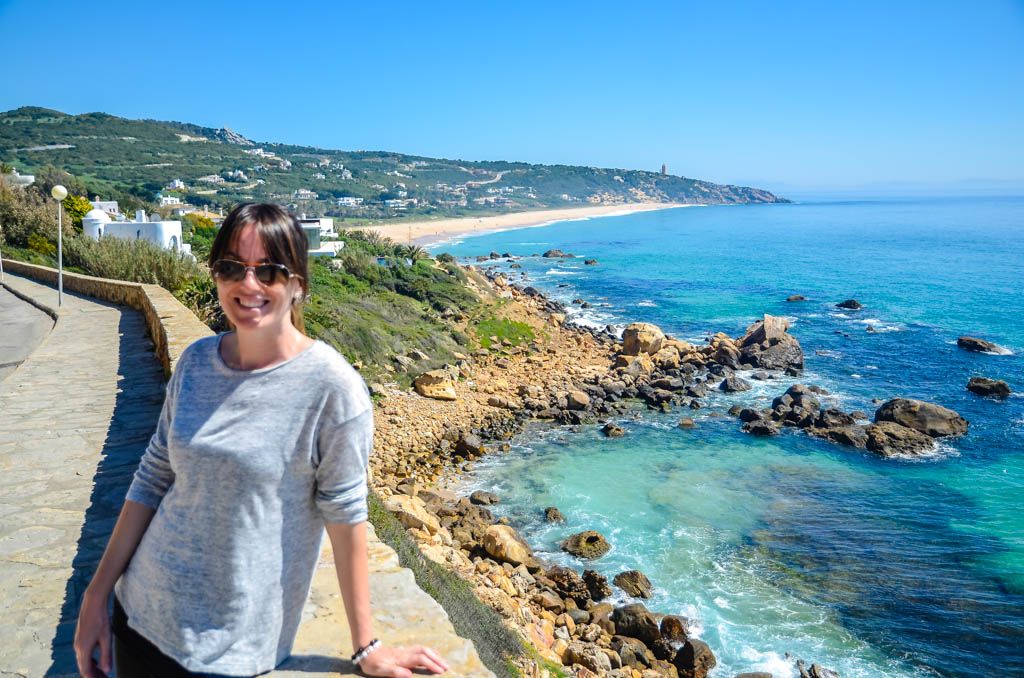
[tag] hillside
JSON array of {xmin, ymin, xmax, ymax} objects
[{"xmin": 0, "ymin": 106, "xmax": 786, "ymax": 218}]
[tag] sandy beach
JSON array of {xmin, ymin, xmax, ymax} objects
[{"xmin": 360, "ymin": 202, "xmax": 688, "ymax": 247}]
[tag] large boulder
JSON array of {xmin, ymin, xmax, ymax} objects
[
  {"xmin": 741, "ymin": 334, "xmax": 804, "ymax": 371},
  {"xmin": 720, "ymin": 376, "xmax": 752, "ymax": 393},
  {"xmin": 546, "ymin": 565, "xmax": 591, "ymax": 606},
  {"xmin": 865, "ymin": 421, "xmax": 936, "ymax": 457},
  {"xmin": 967, "ymin": 377, "xmax": 1011, "ymax": 399},
  {"xmin": 562, "ymin": 530, "xmax": 611, "ymax": 559},
  {"xmin": 739, "ymin": 314, "xmax": 791, "ymax": 348},
  {"xmin": 621, "ymin": 323, "xmax": 666, "ymax": 356},
  {"xmin": 583, "ymin": 569, "xmax": 612, "ymax": 600},
  {"xmin": 563, "ymin": 641, "xmax": 612, "ymax": 674},
  {"xmin": 957, "ymin": 336, "xmax": 1007, "ymax": 354},
  {"xmin": 611, "ymin": 603, "xmax": 661, "ymax": 647},
  {"xmin": 673, "ymin": 638, "xmax": 717, "ymax": 678},
  {"xmin": 614, "ymin": 570, "xmax": 653, "ymax": 598},
  {"xmin": 836, "ymin": 299, "xmax": 863, "ymax": 310},
  {"xmin": 413, "ymin": 369, "xmax": 457, "ymax": 401},
  {"xmin": 874, "ymin": 398, "xmax": 968, "ymax": 437},
  {"xmin": 384, "ymin": 495, "xmax": 441, "ymax": 534},
  {"xmin": 482, "ymin": 525, "xmax": 533, "ymax": 565}
]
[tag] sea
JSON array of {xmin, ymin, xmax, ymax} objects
[{"xmin": 430, "ymin": 196, "xmax": 1024, "ymax": 678}]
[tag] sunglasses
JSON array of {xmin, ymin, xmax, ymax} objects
[{"xmin": 211, "ymin": 259, "xmax": 300, "ymax": 285}]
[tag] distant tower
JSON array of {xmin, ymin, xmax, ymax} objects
[{"xmin": 661, "ymin": 163, "xmax": 668, "ymax": 176}]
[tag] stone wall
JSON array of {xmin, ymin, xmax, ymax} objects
[{"xmin": 1, "ymin": 258, "xmax": 212, "ymax": 377}]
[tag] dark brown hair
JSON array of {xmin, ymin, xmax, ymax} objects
[{"xmin": 209, "ymin": 203, "xmax": 309, "ymax": 333}]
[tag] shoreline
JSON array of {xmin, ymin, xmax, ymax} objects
[{"xmin": 360, "ymin": 202, "xmax": 691, "ymax": 248}]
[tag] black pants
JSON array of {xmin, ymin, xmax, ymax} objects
[{"xmin": 112, "ymin": 597, "xmax": 240, "ymax": 678}]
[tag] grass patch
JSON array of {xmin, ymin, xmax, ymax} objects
[
  {"xmin": 367, "ymin": 492, "xmax": 525, "ymax": 677},
  {"xmin": 473, "ymin": 314, "xmax": 535, "ymax": 350}
]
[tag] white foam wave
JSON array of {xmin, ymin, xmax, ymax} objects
[
  {"xmin": 637, "ymin": 300, "xmax": 658, "ymax": 307},
  {"xmin": 713, "ymin": 596, "xmax": 732, "ymax": 610}
]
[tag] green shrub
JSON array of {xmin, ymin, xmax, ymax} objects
[
  {"xmin": 63, "ymin": 236, "xmax": 203, "ymax": 293},
  {"xmin": 473, "ymin": 315, "xmax": 535, "ymax": 349},
  {"xmin": 27, "ymin": 232, "xmax": 56, "ymax": 257}
]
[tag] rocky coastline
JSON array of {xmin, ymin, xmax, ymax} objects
[{"xmin": 367, "ymin": 266, "xmax": 973, "ymax": 678}]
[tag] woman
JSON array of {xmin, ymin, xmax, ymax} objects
[{"xmin": 73, "ymin": 203, "xmax": 449, "ymax": 677}]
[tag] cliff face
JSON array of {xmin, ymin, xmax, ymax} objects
[{"xmin": 0, "ymin": 106, "xmax": 786, "ymax": 210}]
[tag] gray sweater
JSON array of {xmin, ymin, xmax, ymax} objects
[{"xmin": 114, "ymin": 334, "xmax": 373, "ymax": 675}]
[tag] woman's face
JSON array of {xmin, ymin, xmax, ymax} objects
[{"xmin": 215, "ymin": 223, "xmax": 301, "ymax": 334}]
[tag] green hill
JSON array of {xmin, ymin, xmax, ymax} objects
[{"xmin": 0, "ymin": 106, "xmax": 785, "ymax": 218}]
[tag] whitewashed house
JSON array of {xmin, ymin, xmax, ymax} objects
[{"xmin": 82, "ymin": 209, "xmax": 191, "ymax": 257}]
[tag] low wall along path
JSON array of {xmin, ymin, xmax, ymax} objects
[{"xmin": 0, "ymin": 261, "xmax": 490, "ymax": 677}]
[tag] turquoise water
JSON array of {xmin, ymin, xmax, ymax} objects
[{"xmin": 435, "ymin": 197, "xmax": 1024, "ymax": 677}]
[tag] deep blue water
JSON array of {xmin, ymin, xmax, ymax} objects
[{"xmin": 434, "ymin": 197, "xmax": 1024, "ymax": 677}]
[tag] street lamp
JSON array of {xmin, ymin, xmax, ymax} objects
[{"xmin": 51, "ymin": 184, "xmax": 67, "ymax": 307}]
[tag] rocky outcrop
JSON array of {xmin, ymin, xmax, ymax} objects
[
  {"xmin": 786, "ymin": 294, "xmax": 806, "ymax": 302},
  {"xmin": 865, "ymin": 421, "xmax": 935, "ymax": 457},
  {"xmin": 562, "ymin": 530, "xmax": 611, "ymax": 559},
  {"xmin": 967, "ymin": 376, "xmax": 1011, "ymax": 398},
  {"xmin": 836, "ymin": 299, "xmax": 863, "ymax": 310},
  {"xmin": 874, "ymin": 398, "xmax": 968, "ymax": 437},
  {"xmin": 614, "ymin": 570, "xmax": 653, "ymax": 598},
  {"xmin": 621, "ymin": 322, "xmax": 666, "ymax": 356},
  {"xmin": 673, "ymin": 638, "xmax": 717, "ymax": 678},
  {"xmin": 957, "ymin": 336, "xmax": 1007, "ymax": 354},
  {"xmin": 413, "ymin": 369, "xmax": 458, "ymax": 401},
  {"xmin": 482, "ymin": 525, "xmax": 534, "ymax": 566},
  {"xmin": 738, "ymin": 315, "xmax": 804, "ymax": 371}
]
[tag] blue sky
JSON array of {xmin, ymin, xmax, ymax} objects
[{"xmin": 1, "ymin": 0, "xmax": 1022, "ymax": 193}]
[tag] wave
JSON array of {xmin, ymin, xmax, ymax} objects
[
  {"xmin": 637, "ymin": 300, "xmax": 658, "ymax": 307},
  {"xmin": 543, "ymin": 268, "xmax": 579, "ymax": 276}
]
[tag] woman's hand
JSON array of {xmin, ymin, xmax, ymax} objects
[
  {"xmin": 73, "ymin": 589, "xmax": 112, "ymax": 678},
  {"xmin": 358, "ymin": 644, "xmax": 449, "ymax": 677}
]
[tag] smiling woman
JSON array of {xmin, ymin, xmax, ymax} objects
[{"xmin": 73, "ymin": 203, "xmax": 449, "ymax": 678}]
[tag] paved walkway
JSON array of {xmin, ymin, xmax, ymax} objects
[
  {"xmin": 0, "ymin": 273, "xmax": 491, "ymax": 678},
  {"xmin": 0, "ymin": 287, "xmax": 53, "ymax": 382}
]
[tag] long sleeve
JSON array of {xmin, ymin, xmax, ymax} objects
[
  {"xmin": 124, "ymin": 361, "xmax": 181, "ymax": 509},
  {"xmin": 315, "ymin": 406, "xmax": 373, "ymax": 525}
]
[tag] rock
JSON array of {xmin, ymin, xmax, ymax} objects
[
  {"xmin": 808, "ymin": 425, "xmax": 868, "ymax": 448},
  {"xmin": 612, "ymin": 603, "xmax": 662, "ymax": 647},
  {"xmin": 865, "ymin": 421, "xmax": 936, "ymax": 457},
  {"xmin": 815, "ymin": 408, "xmax": 856, "ymax": 429},
  {"xmin": 533, "ymin": 590, "xmax": 565, "ymax": 614},
  {"xmin": 407, "ymin": 348, "xmax": 430, "ymax": 361},
  {"xmin": 455, "ymin": 433, "xmax": 485, "ymax": 457},
  {"xmin": 797, "ymin": 660, "xmax": 840, "ymax": 678},
  {"xmin": 678, "ymin": 418, "xmax": 696, "ymax": 429},
  {"xmin": 584, "ymin": 259, "xmax": 598, "ymax": 265},
  {"xmin": 967, "ymin": 376, "xmax": 1011, "ymax": 398},
  {"xmin": 583, "ymin": 569, "xmax": 613, "ymax": 601},
  {"xmin": 384, "ymin": 495, "xmax": 441, "ymax": 534},
  {"xmin": 543, "ymin": 249, "xmax": 574, "ymax": 258},
  {"xmin": 544, "ymin": 506, "xmax": 566, "ymax": 523},
  {"xmin": 720, "ymin": 376, "xmax": 752, "ymax": 392},
  {"xmin": 741, "ymin": 334, "xmax": 804, "ymax": 371},
  {"xmin": 622, "ymin": 322, "xmax": 666, "ymax": 356},
  {"xmin": 562, "ymin": 530, "xmax": 611, "ymax": 559},
  {"xmin": 739, "ymin": 315, "xmax": 791, "ymax": 347},
  {"xmin": 412, "ymin": 369, "xmax": 458, "ymax": 401},
  {"xmin": 743, "ymin": 419, "xmax": 779, "ymax": 436},
  {"xmin": 564, "ymin": 640, "xmax": 613, "ymax": 674},
  {"xmin": 660, "ymin": 615, "xmax": 689, "ymax": 642},
  {"xmin": 611, "ymin": 636, "xmax": 653, "ymax": 670},
  {"xmin": 874, "ymin": 398, "xmax": 968, "ymax": 437},
  {"xmin": 482, "ymin": 525, "xmax": 533, "ymax": 565},
  {"xmin": 614, "ymin": 570, "xmax": 653, "ymax": 598},
  {"xmin": 547, "ymin": 565, "xmax": 591, "ymax": 605},
  {"xmin": 786, "ymin": 295, "xmax": 807, "ymax": 302},
  {"xmin": 566, "ymin": 390, "xmax": 591, "ymax": 410},
  {"xmin": 836, "ymin": 299, "xmax": 863, "ymax": 310},
  {"xmin": 602, "ymin": 422, "xmax": 626, "ymax": 437},
  {"xmin": 957, "ymin": 336, "xmax": 1007, "ymax": 354},
  {"xmin": 470, "ymin": 490, "xmax": 499, "ymax": 505},
  {"xmin": 736, "ymin": 674, "xmax": 774, "ymax": 678},
  {"xmin": 673, "ymin": 638, "xmax": 717, "ymax": 678}
]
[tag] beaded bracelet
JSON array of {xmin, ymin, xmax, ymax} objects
[{"xmin": 352, "ymin": 638, "xmax": 381, "ymax": 665}]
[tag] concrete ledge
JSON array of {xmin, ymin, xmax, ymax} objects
[{"xmin": 1, "ymin": 258, "xmax": 212, "ymax": 377}]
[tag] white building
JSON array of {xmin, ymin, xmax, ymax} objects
[
  {"xmin": 159, "ymin": 195, "xmax": 182, "ymax": 206},
  {"xmin": 82, "ymin": 208, "xmax": 191, "ymax": 257},
  {"xmin": 335, "ymin": 196, "xmax": 364, "ymax": 207},
  {"xmin": 91, "ymin": 197, "xmax": 120, "ymax": 215},
  {"xmin": 298, "ymin": 214, "xmax": 335, "ymax": 237},
  {"xmin": 165, "ymin": 178, "xmax": 186, "ymax": 190},
  {"xmin": 293, "ymin": 188, "xmax": 317, "ymax": 200},
  {"xmin": 2, "ymin": 169, "xmax": 35, "ymax": 188}
]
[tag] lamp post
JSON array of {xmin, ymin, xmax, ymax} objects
[{"xmin": 51, "ymin": 184, "xmax": 67, "ymax": 307}]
